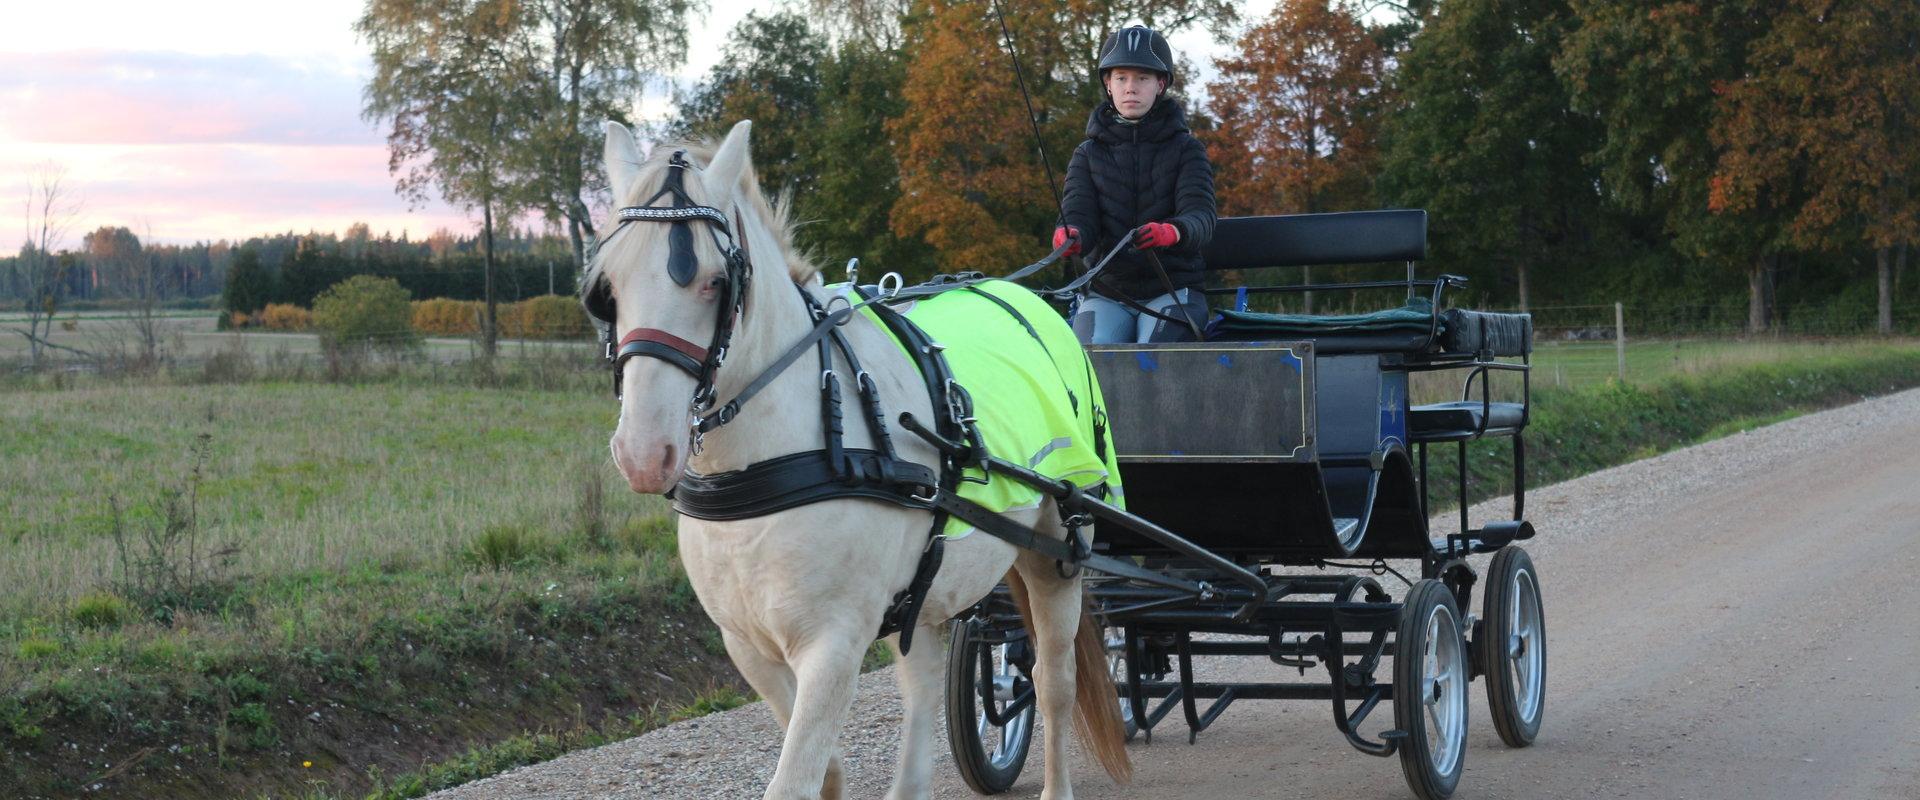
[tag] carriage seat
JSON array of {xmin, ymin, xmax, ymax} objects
[
  {"xmin": 1208, "ymin": 300, "xmax": 1440, "ymax": 354},
  {"xmin": 1408, "ymin": 400, "xmax": 1526, "ymax": 441},
  {"xmin": 1207, "ymin": 301, "xmax": 1532, "ymax": 357}
]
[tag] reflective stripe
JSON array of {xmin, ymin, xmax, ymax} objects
[{"xmin": 1028, "ymin": 436, "xmax": 1073, "ymax": 467}]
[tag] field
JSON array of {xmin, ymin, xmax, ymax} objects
[
  {"xmin": 4, "ymin": 335, "xmax": 1920, "ymax": 798},
  {"xmin": 0, "ymin": 358, "xmax": 751, "ymax": 799},
  {"xmin": 0, "ymin": 311, "xmax": 577, "ymax": 363}
]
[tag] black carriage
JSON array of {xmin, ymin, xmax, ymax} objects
[{"xmin": 941, "ymin": 210, "xmax": 1546, "ymax": 800}]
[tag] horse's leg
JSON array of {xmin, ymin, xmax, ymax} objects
[
  {"xmin": 883, "ymin": 621, "xmax": 947, "ymax": 800},
  {"xmin": 722, "ymin": 629, "xmax": 798, "ymax": 726},
  {"xmin": 763, "ymin": 629, "xmax": 868, "ymax": 800},
  {"xmin": 1010, "ymin": 554, "xmax": 1085, "ymax": 800}
]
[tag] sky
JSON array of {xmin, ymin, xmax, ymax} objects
[{"xmin": 2, "ymin": 0, "xmax": 1275, "ymax": 251}]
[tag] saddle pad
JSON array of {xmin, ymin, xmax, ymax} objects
[{"xmin": 845, "ymin": 280, "xmax": 1125, "ymax": 538}]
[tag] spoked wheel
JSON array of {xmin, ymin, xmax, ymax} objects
[
  {"xmin": 1394, "ymin": 579, "xmax": 1469, "ymax": 800},
  {"xmin": 946, "ymin": 615, "xmax": 1036, "ymax": 794},
  {"xmin": 1480, "ymin": 545, "xmax": 1545, "ymax": 747}
]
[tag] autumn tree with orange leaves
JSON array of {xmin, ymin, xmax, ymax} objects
[
  {"xmin": 889, "ymin": 0, "xmax": 1234, "ymax": 275},
  {"xmin": 1206, "ymin": 0, "xmax": 1386, "ymax": 218},
  {"xmin": 1709, "ymin": 0, "xmax": 1920, "ymax": 334}
]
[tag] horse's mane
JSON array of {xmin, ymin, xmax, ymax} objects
[{"xmin": 609, "ymin": 140, "xmax": 819, "ymax": 284}]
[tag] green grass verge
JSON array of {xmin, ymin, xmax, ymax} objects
[{"xmin": 1425, "ymin": 343, "xmax": 1920, "ymax": 511}]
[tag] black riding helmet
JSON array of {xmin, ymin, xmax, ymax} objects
[{"xmin": 1096, "ymin": 25, "xmax": 1175, "ymax": 86}]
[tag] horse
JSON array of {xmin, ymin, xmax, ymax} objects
[{"xmin": 587, "ymin": 118, "xmax": 1131, "ymax": 800}]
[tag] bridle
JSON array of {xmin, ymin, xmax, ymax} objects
[{"xmin": 583, "ymin": 150, "xmax": 753, "ymax": 438}]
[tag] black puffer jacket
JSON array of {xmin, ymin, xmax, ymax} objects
[{"xmin": 1061, "ymin": 97, "xmax": 1217, "ymax": 301}]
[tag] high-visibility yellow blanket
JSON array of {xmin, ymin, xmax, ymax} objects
[{"xmin": 842, "ymin": 279, "xmax": 1125, "ymax": 538}]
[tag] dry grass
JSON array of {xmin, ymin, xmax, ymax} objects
[{"xmin": 0, "ymin": 381, "xmax": 664, "ymax": 615}]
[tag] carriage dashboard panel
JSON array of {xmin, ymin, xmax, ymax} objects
[{"xmin": 1086, "ymin": 341, "xmax": 1316, "ymax": 463}]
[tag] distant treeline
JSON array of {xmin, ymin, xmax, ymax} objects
[{"xmin": 0, "ymin": 224, "xmax": 576, "ymax": 310}]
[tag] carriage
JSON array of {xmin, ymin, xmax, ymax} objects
[
  {"xmin": 591, "ymin": 125, "xmax": 1546, "ymax": 800},
  {"xmin": 937, "ymin": 209, "xmax": 1545, "ymax": 800}
]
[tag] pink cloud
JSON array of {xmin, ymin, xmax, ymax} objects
[
  {"xmin": 0, "ymin": 51, "xmax": 377, "ymax": 146},
  {"xmin": 0, "ymin": 51, "xmax": 544, "ymax": 247}
]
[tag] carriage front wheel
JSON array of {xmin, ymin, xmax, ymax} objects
[
  {"xmin": 1479, "ymin": 545, "xmax": 1546, "ymax": 747},
  {"xmin": 1395, "ymin": 579, "xmax": 1469, "ymax": 800},
  {"xmin": 946, "ymin": 615, "xmax": 1036, "ymax": 794}
]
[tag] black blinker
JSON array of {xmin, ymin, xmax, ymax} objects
[
  {"xmin": 667, "ymin": 221, "xmax": 697, "ymax": 287},
  {"xmin": 583, "ymin": 276, "xmax": 616, "ymax": 323}
]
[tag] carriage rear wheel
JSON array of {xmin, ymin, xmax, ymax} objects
[
  {"xmin": 1480, "ymin": 545, "xmax": 1545, "ymax": 747},
  {"xmin": 946, "ymin": 615, "xmax": 1035, "ymax": 794},
  {"xmin": 1394, "ymin": 579, "xmax": 1468, "ymax": 800}
]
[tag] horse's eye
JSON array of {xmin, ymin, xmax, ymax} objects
[{"xmin": 706, "ymin": 274, "xmax": 726, "ymax": 291}]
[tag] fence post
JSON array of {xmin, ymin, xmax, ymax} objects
[{"xmin": 1614, "ymin": 301, "xmax": 1626, "ymax": 381}]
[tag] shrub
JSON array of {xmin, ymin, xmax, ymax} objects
[
  {"xmin": 501, "ymin": 295, "xmax": 594, "ymax": 340},
  {"xmin": 413, "ymin": 298, "xmax": 483, "ymax": 336},
  {"xmin": 466, "ymin": 525, "xmax": 563, "ymax": 570},
  {"xmin": 72, "ymin": 591, "xmax": 131, "ymax": 629},
  {"xmin": 257, "ymin": 303, "xmax": 312, "ymax": 331},
  {"xmin": 312, "ymin": 275, "xmax": 418, "ymax": 353}
]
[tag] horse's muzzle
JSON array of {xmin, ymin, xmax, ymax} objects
[{"xmin": 611, "ymin": 434, "xmax": 683, "ymax": 495}]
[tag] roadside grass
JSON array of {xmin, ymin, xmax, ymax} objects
[
  {"xmin": 0, "ymin": 371, "xmax": 740, "ymax": 798},
  {"xmin": 1422, "ymin": 342, "xmax": 1920, "ymax": 513}
]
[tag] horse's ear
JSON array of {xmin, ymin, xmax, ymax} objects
[
  {"xmin": 705, "ymin": 120, "xmax": 754, "ymax": 194},
  {"xmin": 605, "ymin": 121, "xmax": 643, "ymax": 204}
]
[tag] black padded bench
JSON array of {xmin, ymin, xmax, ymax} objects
[{"xmin": 1198, "ymin": 212, "xmax": 1532, "ymax": 357}]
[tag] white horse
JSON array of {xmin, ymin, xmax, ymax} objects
[{"xmin": 593, "ymin": 119, "xmax": 1131, "ymax": 800}]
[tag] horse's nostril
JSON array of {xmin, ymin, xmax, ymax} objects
[{"xmin": 657, "ymin": 444, "xmax": 678, "ymax": 476}]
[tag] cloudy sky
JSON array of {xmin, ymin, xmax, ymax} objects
[{"xmin": 2, "ymin": 1, "xmax": 1273, "ymax": 250}]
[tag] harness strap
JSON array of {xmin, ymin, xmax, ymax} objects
[
  {"xmin": 694, "ymin": 286, "xmax": 856, "ymax": 434},
  {"xmin": 673, "ymin": 449, "xmax": 938, "ymax": 520},
  {"xmin": 616, "ymin": 328, "xmax": 706, "ymax": 378}
]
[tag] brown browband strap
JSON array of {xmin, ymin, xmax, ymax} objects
[{"xmin": 616, "ymin": 327, "xmax": 708, "ymax": 377}]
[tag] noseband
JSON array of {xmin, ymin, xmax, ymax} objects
[{"xmin": 585, "ymin": 151, "xmax": 752, "ymax": 419}]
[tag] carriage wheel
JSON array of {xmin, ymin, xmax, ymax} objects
[
  {"xmin": 1479, "ymin": 545, "xmax": 1545, "ymax": 747},
  {"xmin": 1394, "ymin": 579, "xmax": 1468, "ymax": 800},
  {"xmin": 946, "ymin": 615, "xmax": 1035, "ymax": 794}
]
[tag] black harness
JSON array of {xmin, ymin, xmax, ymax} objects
[{"xmin": 582, "ymin": 151, "xmax": 984, "ymax": 652}]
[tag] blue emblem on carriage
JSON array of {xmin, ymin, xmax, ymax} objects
[{"xmin": 1379, "ymin": 379, "xmax": 1407, "ymax": 446}]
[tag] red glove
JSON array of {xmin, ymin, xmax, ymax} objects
[
  {"xmin": 1133, "ymin": 221, "xmax": 1180, "ymax": 249},
  {"xmin": 1052, "ymin": 225, "xmax": 1082, "ymax": 257}
]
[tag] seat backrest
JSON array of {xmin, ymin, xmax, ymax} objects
[{"xmin": 1202, "ymin": 210, "xmax": 1427, "ymax": 271}]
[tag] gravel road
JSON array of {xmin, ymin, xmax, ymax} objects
[{"xmin": 432, "ymin": 387, "xmax": 1920, "ymax": 800}]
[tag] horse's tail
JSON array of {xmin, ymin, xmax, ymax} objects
[{"xmin": 1006, "ymin": 570, "xmax": 1134, "ymax": 784}]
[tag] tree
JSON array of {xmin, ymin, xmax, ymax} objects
[
  {"xmin": 1558, "ymin": 0, "xmax": 1788, "ymax": 331},
  {"xmin": 84, "ymin": 224, "xmax": 168, "ymax": 363},
  {"xmin": 312, "ymin": 275, "xmax": 419, "ymax": 354},
  {"xmin": 671, "ymin": 13, "xmax": 830, "ymax": 199},
  {"xmin": 1209, "ymin": 0, "xmax": 1386, "ymax": 218},
  {"xmin": 889, "ymin": 0, "xmax": 1235, "ymax": 274},
  {"xmin": 1378, "ymin": 0, "xmax": 1604, "ymax": 311},
  {"xmin": 1709, "ymin": 0, "xmax": 1920, "ymax": 334},
  {"xmin": 220, "ymin": 248, "xmax": 273, "ymax": 328},
  {"xmin": 8, "ymin": 164, "xmax": 84, "ymax": 366},
  {"xmin": 360, "ymin": 0, "xmax": 537, "ymax": 356},
  {"xmin": 512, "ymin": 0, "xmax": 696, "ymax": 273},
  {"xmin": 1207, "ymin": 0, "xmax": 1387, "ymax": 310}
]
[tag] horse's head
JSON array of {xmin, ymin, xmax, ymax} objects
[{"xmin": 585, "ymin": 120, "xmax": 767, "ymax": 494}]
